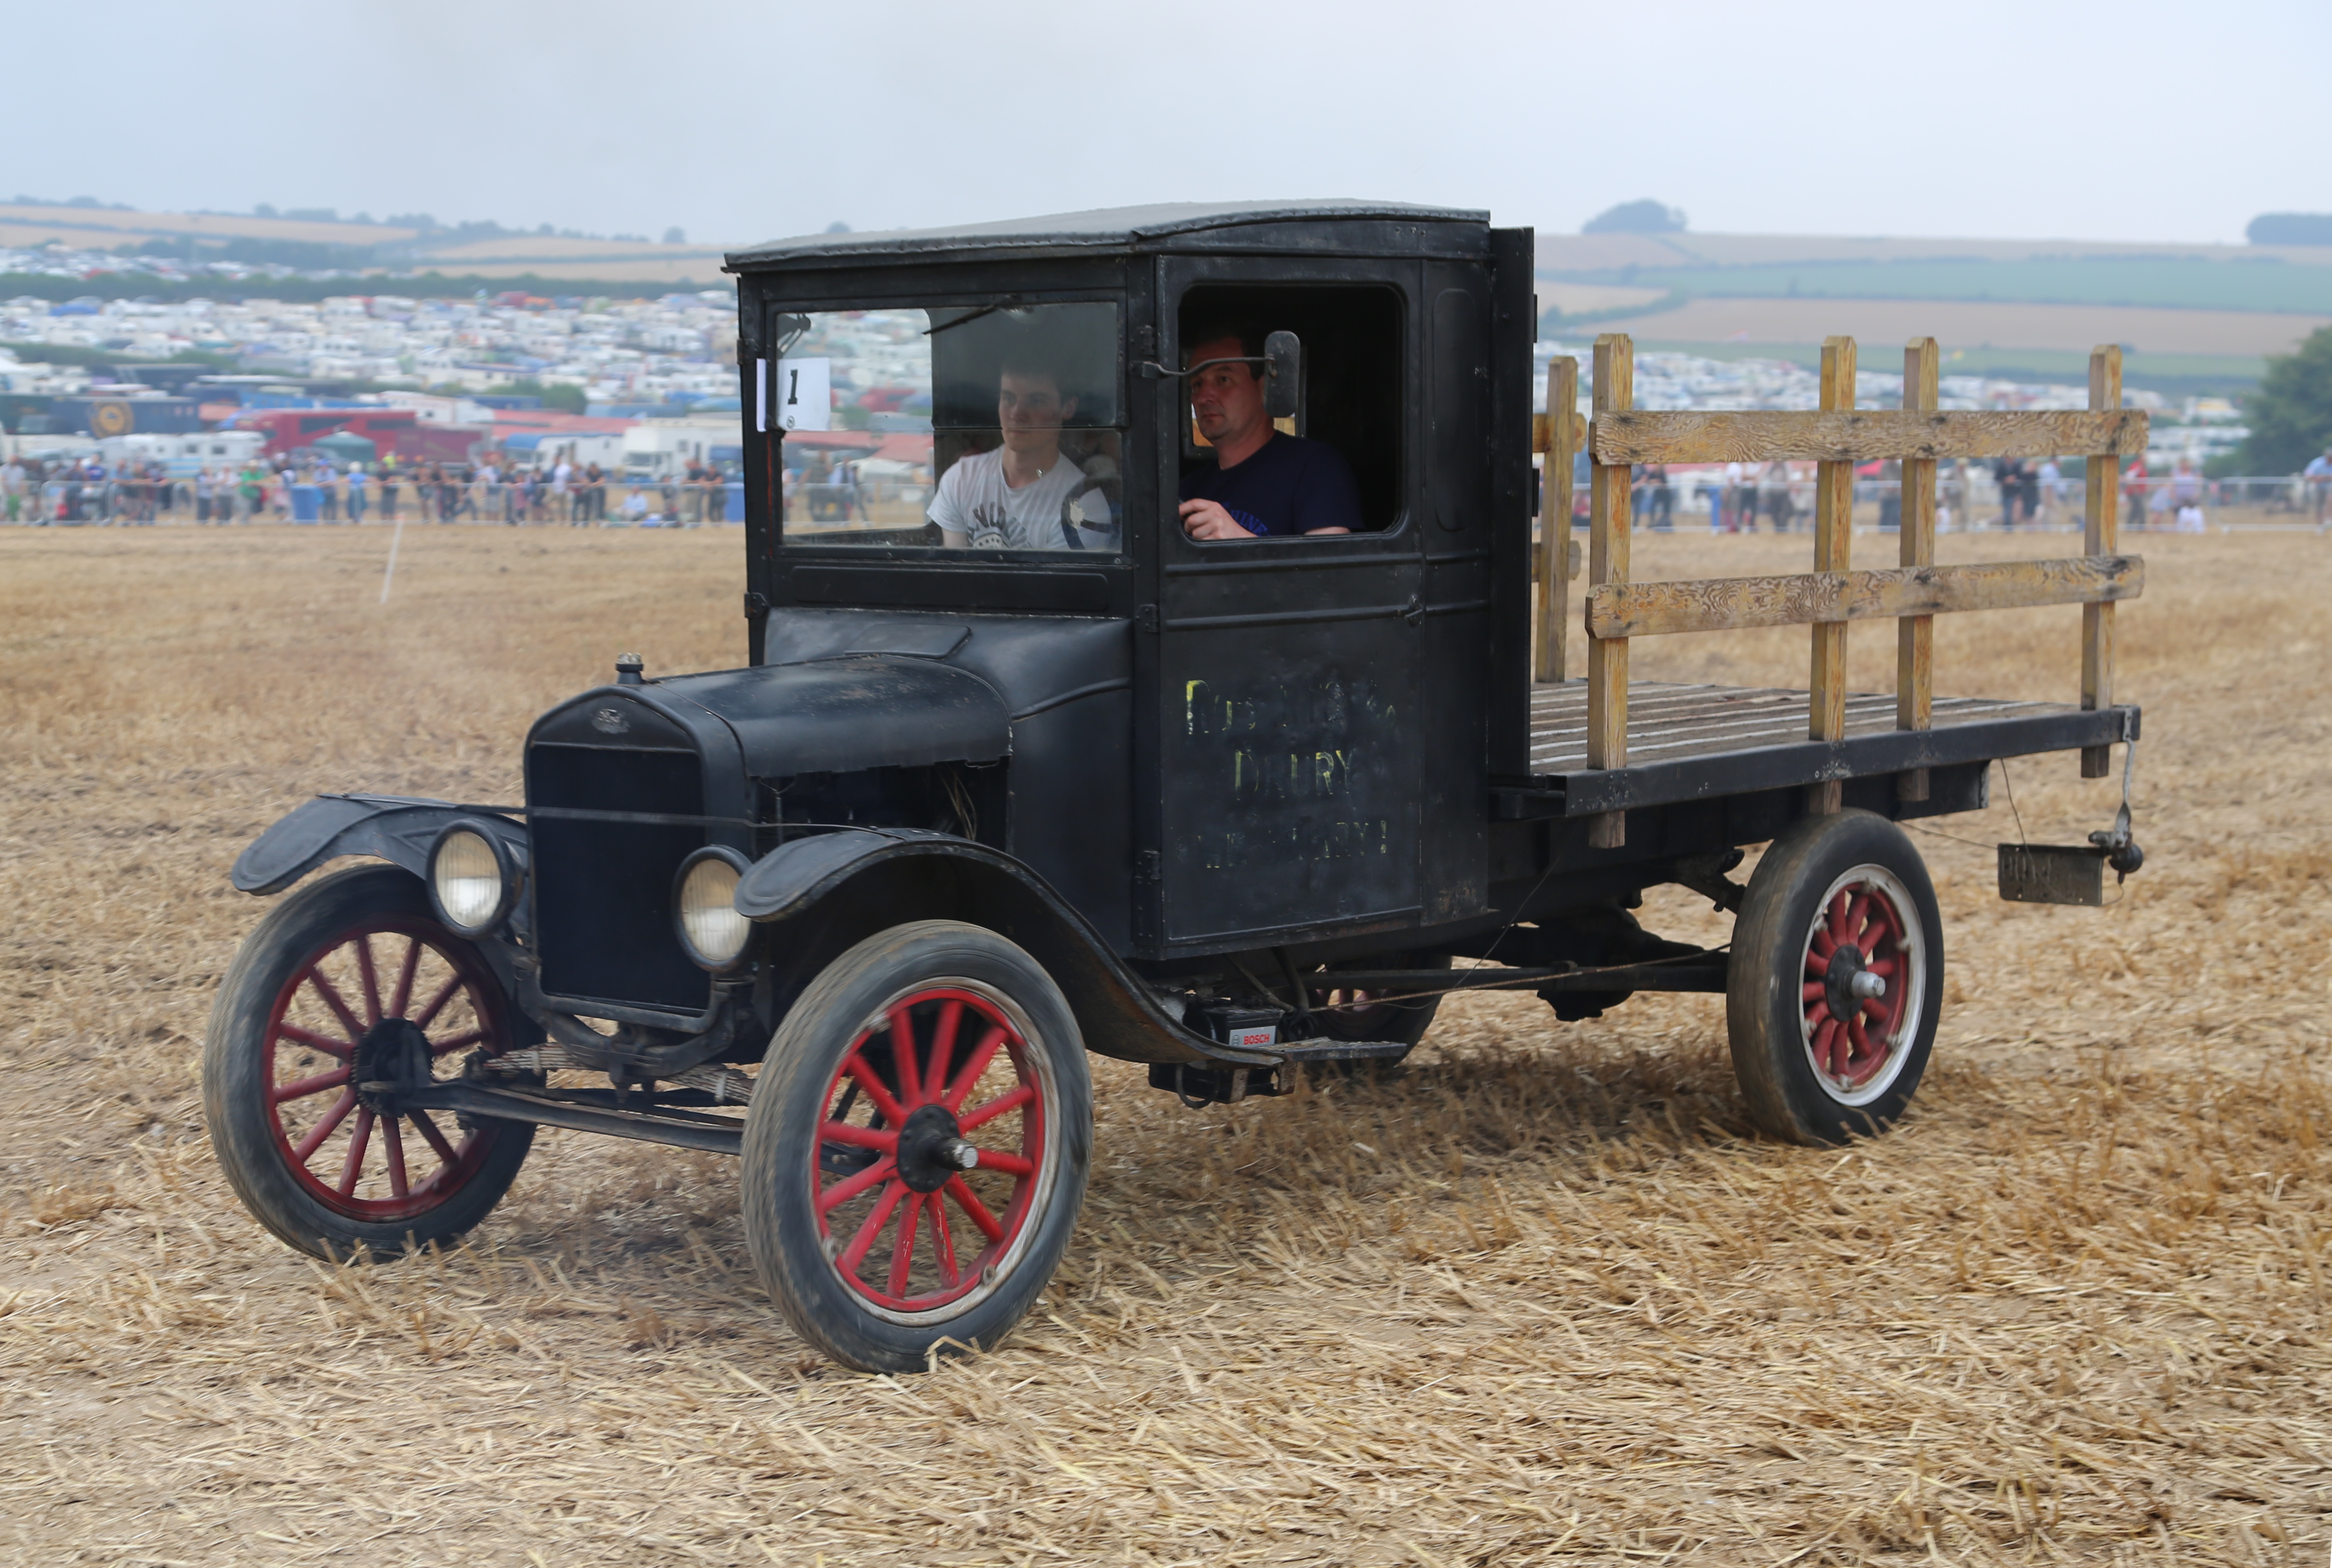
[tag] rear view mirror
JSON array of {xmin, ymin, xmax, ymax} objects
[{"xmin": 1264, "ymin": 331, "xmax": 1301, "ymax": 420}]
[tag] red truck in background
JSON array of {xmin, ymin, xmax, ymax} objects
[{"xmin": 230, "ymin": 407, "xmax": 487, "ymax": 464}]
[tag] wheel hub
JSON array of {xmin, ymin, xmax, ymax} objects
[
  {"xmin": 1821, "ymin": 943, "xmax": 1872, "ymax": 1024},
  {"xmin": 352, "ymin": 1017, "xmax": 433, "ymax": 1113},
  {"xmin": 894, "ymin": 1101, "xmax": 972, "ymax": 1194}
]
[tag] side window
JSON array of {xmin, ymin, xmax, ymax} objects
[{"xmin": 1175, "ymin": 284, "xmax": 1401, "ymax": 537}]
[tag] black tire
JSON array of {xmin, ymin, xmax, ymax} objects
[
  {"xmin": 1299, "ymin": 951, "xmax": 1451, "ymax": 1062},
  {"xmin": 203, "ymin": 863, "xmax": 535, "ymax": 1261},
  {"xmin": 1726, "ymin": 810, "xmax": 1944, "ymax": 1145},
  {"xmin": 741, "ymin": 920, "xmax": 1092, "ymax": 1372}
]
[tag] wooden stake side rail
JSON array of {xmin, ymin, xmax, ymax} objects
[
  {"xmin": 1808, "ymin": 336, "xmax": 1855, "ymax": 806},
  {"xmin": 1898, "ymin": 337, "xmax": 1939, "ymax": 799},
  {"xmin": 1588, "ymin": 554, "xmax": 2144, "ymax": 638},
  {"xmin": 1583, "ymin": 335, "xmax": 1632, "ymax": 849},
  {"xmin": 1555, "ymin": 333, "xmax": 2141, "ymax": 829},
  {"xmin": 1531, "ymin": 365, "xmax": 1579, "ymax": 683},
  {"xmin": 1591, "ymin": 407, "xmax": 2149, "ymax": 465},
  {"xmin": 2081, "ymin": 346, "xmax": 2124, "ymax": 778}
]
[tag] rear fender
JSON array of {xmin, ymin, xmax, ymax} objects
[
  {"xmin": 231, "ymin": 793, "xmax": 527, "ymax": 897},
  {"xmin": 735, "ymin": 829, "xmax": 1272, "ymax": 1069}
]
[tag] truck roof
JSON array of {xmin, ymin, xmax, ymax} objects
[{"xmin": 725, "ymin": 199, "xmax": 1489, "ymax": 271}]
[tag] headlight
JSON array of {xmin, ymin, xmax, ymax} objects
[
  {"xmin": 674, "ymin": 847, "xmax": 752, "ymax": 970},
  {"xmin": 428, "ymin": 824, "xmax": 513, "ymax": 936}
]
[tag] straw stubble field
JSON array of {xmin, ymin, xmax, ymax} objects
[{"xmin": 0, "ymin": 523, "xmax": 2326, "ymax": 1567}]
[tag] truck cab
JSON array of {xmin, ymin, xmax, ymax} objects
[{"xmin": 730, "ymin": 200, "xmax": 1527, "ymax": 964}]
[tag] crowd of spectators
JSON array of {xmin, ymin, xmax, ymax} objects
[
  {"xmin": 0, "ymin": 455, "xmax": 184, "ymax": 524},
  {"xmin": 1580, "ymin": 453, "xmax": 2231, "ymax": 535},
  {"xmin": 0, "ymin": 451, "xmax": 740, "ymax": 526}
]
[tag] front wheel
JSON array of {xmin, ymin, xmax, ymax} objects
[
  {"xmin": 203, "ymin": 864, "xmax": 536, "ymax": 1260},
  {"xmin": 741, "ymin": 921, "xmax": 1092, "ymax": 1372},
  {"xmin": 1726, "ymin": 810, "xmax": 1943, "ymax": 1145}
]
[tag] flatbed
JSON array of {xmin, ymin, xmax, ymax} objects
[{"xmin": 1520, "ymin": 680, "xmax": 2136, "ymax": 816}]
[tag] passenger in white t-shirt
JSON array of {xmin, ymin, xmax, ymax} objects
[{"xmin": 928, "ymin": 362, "xmax": 1115, "ymax": 551}]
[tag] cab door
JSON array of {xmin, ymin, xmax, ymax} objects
[{"xmin": 1142, "ymin": 255, "xmax": 1435, "ymax": 954}]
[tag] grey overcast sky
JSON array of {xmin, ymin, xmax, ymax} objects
[{"xmin": 11, "ymin": 0, "xmax": 2325, "ymax": 249}]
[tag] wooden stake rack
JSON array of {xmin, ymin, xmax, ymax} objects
[{"xmin": 1531, "ymin": 334, "xmax": 2144, "ymax": 846}]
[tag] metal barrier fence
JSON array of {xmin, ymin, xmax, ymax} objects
[
  {"xmin": 1543, "ymin": 472, "xmax": 2329, "ymax": 534},
  {"xmin": 7, "ymin": 462, "xmax": 2326, "ymax": 533}
]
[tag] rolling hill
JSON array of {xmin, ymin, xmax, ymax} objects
[{"xmin": 1537, "ymin": 233, "xmax": 2332, "ymax": 391}]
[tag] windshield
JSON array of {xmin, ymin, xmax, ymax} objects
[{"xmin": 773, "ymin": 301, "xmax": 1122, "ymax": 554}]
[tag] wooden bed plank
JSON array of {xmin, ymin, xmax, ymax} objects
[{"xmin": 1525, "ymin": 680, "xmax": 2076, "ymax": 773}]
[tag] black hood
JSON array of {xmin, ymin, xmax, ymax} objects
[{"xmin": 658, "ymin": 656, "xmax": 1009, "ymax": 776}]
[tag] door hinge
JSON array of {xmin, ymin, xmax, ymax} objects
[
  {"xmin": 742, "ymin": 591, "xmax": 769, "ymax": 620},
  {"xmin": 1136, "ymin": 849, "xmax": 1161, "ymax": 883},
  {"xmin": 1137, "ymin": 603, "xmax": 1160, "ymax": 634}
]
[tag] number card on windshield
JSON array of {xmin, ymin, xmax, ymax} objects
[{"xmin": 773, "ymin": 356, "xmax": 831, "ymax": 432}]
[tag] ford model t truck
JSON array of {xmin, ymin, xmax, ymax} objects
[{"xmin": 206, "ymin": 202, "xmax": 2144, "ymax": 1372}]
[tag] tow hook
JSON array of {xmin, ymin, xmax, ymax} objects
[{"xmin": 2087, "ymin": 740, "xmax": 2145, "ymax": 883}]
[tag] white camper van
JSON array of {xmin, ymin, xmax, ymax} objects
[{"xmin": 99, "ymin": 431, "xmax": 267, "ymax": 479}]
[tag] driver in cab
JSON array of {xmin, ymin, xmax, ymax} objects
[
  {"xmin": 1179, "ymin": 324, "xmax": 1362, "ymax": 539},
  {"xmin": 928, "ymin": 357, "xmax": 1114, "ymax": 551}
]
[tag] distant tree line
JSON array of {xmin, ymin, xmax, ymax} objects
[
  {"xmin": 1583, "ymin": 200, "xmax": 1687, "ymax": 236},
  {"xmin": 2246, "ymin": 213, "xmax": 2332, "ymax": 246},
  {"xmin": 2233, "ymin": 323, "xmax": 2332, "ymax": 473},
  {"xmin": 0, "ymin": 272, "xmax": 729, "ymax": 305}
]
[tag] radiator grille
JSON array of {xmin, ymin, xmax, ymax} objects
[{"xmin": 528, "ymin": 743, "xmax": 712, "ymax": 1013}]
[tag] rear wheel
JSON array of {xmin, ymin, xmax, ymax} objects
[
  {"xmin": 741, "ymin": 921, "xmax": 1091, "ymax": 1372},
  {"xmin": 203, "ymin": 864, "xmax": 535, "ymax": 1260},
  {"xmin": 1726, "ymin": 811, "xmax": 1943, "ymax": 1145}
]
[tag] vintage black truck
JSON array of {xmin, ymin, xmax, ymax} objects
[{"xmin": 204, "ymin": 202, "xmax": 2145, "ymax": 1371}]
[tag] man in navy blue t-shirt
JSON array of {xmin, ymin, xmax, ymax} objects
[{"xmin": 1178, "ymin": 328, "xmax": 1361, "ymax": 538}]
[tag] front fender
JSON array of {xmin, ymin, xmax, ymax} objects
[
  {"xmin": 231, "ymin": 793, "xmax": 527, "ymax": 896},
  {"xmin": 735, "ymin": 829, "xmax": 1275, "ymax": 1069}
]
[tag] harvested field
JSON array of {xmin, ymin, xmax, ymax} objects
[{"xmin": 1, "ymin": 523, "xmax": 2326, "ymax": 1566}]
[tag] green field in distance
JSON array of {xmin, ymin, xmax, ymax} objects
[{"xmin": 1546, "ymin": 257, "xmax": 2332, "ymax": 315}]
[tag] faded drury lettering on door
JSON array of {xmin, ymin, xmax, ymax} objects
[
  {"xmin": 1190, "ymin": 816, "xmax": 1392, "ymax": 873},
  {"xmin": 1171, "ymin": 672, "xmax": 1417, "ymax": 926}
]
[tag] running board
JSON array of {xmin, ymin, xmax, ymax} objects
[
  {"xmin": 1149, "ymin": 1039, "xmax": 1412, "ymax": 1106},
  {"xmin": 404, "ymin": 1081, "xmax": 745, "ymax": 1156},
  {"xmin": 1275, "ymin": 1040, "xmax": 1413, "ymax": 1061}
]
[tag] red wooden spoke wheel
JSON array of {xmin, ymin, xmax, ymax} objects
[
  {"xmin": 743, "ymin": 921, "xmax": 1091, "ymax": 1373},
  {"xmin": 811, "ymin": 986, "xmax": 1046, "ymax": 1314},
  {"xmin": 206, "ymin": 865, "xmax": 535, "ymax": 1260},
  {"xmin": 263, "ymin": 916, "xmax": 513, "ymax": 1222},
  {"xmin": 1728, "ymin": 811, "xmax": 1943, "ymax": 1146},
  {"xmin": 1799, "ymin": 873, "xmax": 1918, "ymax": 1097}
]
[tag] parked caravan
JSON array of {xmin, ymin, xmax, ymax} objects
[{"xmin": 99, "ymin": 431, "xmax": 267, "ymax": 479}]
